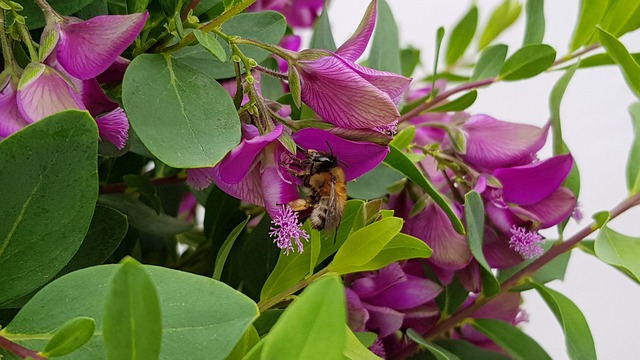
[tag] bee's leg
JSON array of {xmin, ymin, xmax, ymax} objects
[{"xmin": 287, "ymin": 198, "xmax": 311, "ymax": 211}]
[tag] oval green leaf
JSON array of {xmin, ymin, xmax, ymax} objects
[
  {"xmin": 193, "ymin": 29, "xmax": 227, "ymax": 62},
  {"xmin": 310, "ymin": 2, "xmax": 337, "ymax": 51},
  {"xmin": 429, "ymin": 91, "xmax": 478, "ymax": 113},
  {"xmin": 626, "ymin": 102, "xmax": 640, "ymax": 194},
  {"xmin": 122, "ymin": 53, "xmax": 241, "ymax": 168},
  {"xmin": 464, "ymin": 191, "xmax": 499, "ymax": 296},
  {"xmin": 344, "ymin": 327, "xmax": 381, "ymax": 360},
  {"xmin": 383, "ymin": 145, "xmax": 465, "ymax": 234},
  {"xmin": 470, "ymin": 44, "xmax": 508, "ymax": 82},
  {"xmin": 570, "ymin": 0, "xmax": 609, "ymax": 51},
  {"xmin": 478, "ymin": 0, "xmax": 522, "ymax": 49},
  {"xmin": 523, "ymin": 0, "xmax": 545, "ymax": 45},
  {"xmin": 42, "ymin": 317, "xmax": 96, "ymax": 358},
  {"xmin": 0, "ymin": 265, "xmax": 259, "ymax": 360},
  {"xmin": 597, "ymin": 27, "xmax": 640, "ymax": 99},
  {"xmin": 0, "ymin": 110, "xmax": 98, "ymax": 306},
  {"xmin": 369, "ymin": 0, "xmax": 401, "ymax": 73},
  {"xmin": 446, "ymin": 6, "xmax": 478, "ymax": 66},
  {"xmin": 595, "ymin": 223, "xmax": 640, "ymax": 283},
  {"xmin": 103, "ymin": 258, "xmax": 162, "ymax": 360},
  {"xmin": 262, "ymin": 275, "xmax": 346, "ymax": 360},
  {"xmin": 531, "ymin": 283, "xmax": 597, "ymax": 360},
  {"xmin": 499, "ymin": 44, "xmax": 556, "ymax": 81},
  {"xmin": 406, "ymin": 329, "xmax": 461, "ymax": 360},
  {"xmin": 471, "ymin": 318, "xmax": 552, "ymax": 360}
]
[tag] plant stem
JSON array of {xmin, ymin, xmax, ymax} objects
[
  {"xmin": 0, "ymin": 334, "xmax": 47, "ymax": 360},
  {"xmin": 423, "ymin": 191, "xmax": 640, "ymax": 340},
  {"xmin": 161, "ymin": 0, "xmax": 257, "ymax": 53},
  {"xmin": 257, "ymin": 268, "xmax": 330, "ymax": 312}
]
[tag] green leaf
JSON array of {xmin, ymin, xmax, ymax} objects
[
  {"xmin": 574, "ymin": 52, "xmax": 640, "ymax": 69},
  {"xmin": 1, "ymin": 265, "xmax": 259, "ymax": 359},
  {"xmin": 390, "ymin": 126, "xmax": 416, "ymax": 149},
  {"xmin": 172, "ymin": 12, "xmax": 286, "ymax": 79},
  {"xmin": 227, "ymin": 325, "xmax": 260, "ymax": 360},
  {"xmin": 369, "ymin": 0, "xmax": 401, "ymax": 73},
  {"xmin": 531, "ymin": 283, "xmax": 597, "ymax": 360},
  {"xmin": 471, "ymin": 318, "xmax": 552, "ymax": 360},
  {"xmin": 98, "ymin": 194, "xmax": 192, "ymax": 237},
  {"xmin": 123, "ymin": 53, "xmax": 241, "ymax": 168},
  {"xmin": 428, "ymin": 91, "xmax": 478, "ymax": 113},
  {"xmin": 213, "ymin": 216, "xmax": 250, "ymax": 280},
  {"xmin": 627, "ymin": 102, "xmax": 640, "ymax": 194},
  {"xmin": 400, "ymin": 47, "xmax": 421, "ymax": 78},
  {"xmin": 0, "ymin": 110, "xmax": 98, "ymax": 306},
  {"xmin": 347, "ymin": 164, "xmax": 404, "ymax": 200},
  {"xmin": 330, "ymin": 199, "xmax": 367, "ymax": 255},
  {"xmin": 549, "ymin": 62, "xmax": 578, "ymax": 155},
  {"xmin": 499, "ymin": 44, "xmax": 556, "ymax": 80},
  {"xmin": 103, "ymin": 258, "xmax": 162, "ymax": 360},
  {"xmin": 446, "ymin": 6, "xmax": 478, "ymax": 66},
  {"xmin": 383, "ymin": 145, "xmax": 465, "ymax": 234},
  {"xmin": 310, "ymin": 1, "xmax": 336, "ymax": 51},
  {"xmin": 406, "ymin": 329, "xmax": 461, "ymax": 360},
  {"xmin": 478, "ymin": 0, "xmax": 522, "ymax": 49},
  {"xmin": 470, "ymin": 44, "xmax": 508, "ymax": 81},
  {"xmin": 332, "ymin": 232, "xmax": 432, "ymax": 274},
  {"xmin": 570, "ymin": 0, "xmax": 610, "ymax": 51},
  {"xmin": 599, "ymin": 0, "xmax": 640, "ymax": 38},
  {"xmin": 262, "ymin": 275, "xmax": 346, "ymax": 360},
  {"xmin": 523, "ymin": 0, "xmax": 545, "ymax": 45},
  {"xmin": 597, "ymin": 27, "xmax": 640, "ymax": 99},
  {"xmin": 435, "ymin": 339, "xmax": 511, "ymax": 360},
  {"xmin": 123, "ymin": 174, "xmax": 162, "ymax": 214},
  {"xmin": 42, "ymin": 317, "xmax": 96, "ymax": 358},
  {"xmin": 329, "ymin": 218, "xmax": 403, "ymax": 273},
  {"xmin": 18, "ymin": 0, "xmax": 95, "ymax": 29},
  {"xmin": 344, "ymin": 327, "xmax": 381, "ymax": 360},
  {"xmin": 464, "ymin": 191, "xmax": 499, "ymax": 296},
  {"xmin": 260, "ymin": 240, "xmax": 314, "ymax": 302},
  {"xmin": 595, "ymin": 223, "xmax": 640, "ymax": 282},
  {"xmin": 193, "ymin": 29, "xmax": 227, "ymax": 61},
  {"xmin": 353, "ymin": 332, "xmax": 377, "ymax": 348},
  {"xmin": 431, "ymin": 27, "xmax": 446, "ymax": 94}
]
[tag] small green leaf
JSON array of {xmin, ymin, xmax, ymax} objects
[
  {"xmin": 429, "ymin": 91, "xmax": 478, "ymax": 113},
  {"xmin": 478, "ymin": 0, "xmax": 522, "ymax": 49},
  {"xmin": 575, "ymin": 52, "xmax": 640, "ymax": 69},
  {"xmin": 400, "ymin": 47, "xmax": 421, "ymax": 78},
  {"xmin": 262, "ymin": 275, "xmax": 346, "ymax": 360},
  {"xmin": 407, "ymin": 329, "xmax": 461, "ymax": 360},
  {"xmin": 193, "ymin": 29, "xmax": 227, "ymax": 61},
  {"xmin": 597, "ymin": 26, "xmax": 640, "ymax": 99},
  {"xmin": 227, "ymin": 325, "xmax": 260, "ymax": 360},
  {"xmin": 464, "ymin": 191, "xmax": 499, "ymax": 296},
  {"xmin": 123, "ymin": 53, "xmax": 241, "ymax": 168},
  {"xmin": 523, "ymin": 0, "xmax": 545, "ymax": 45},
  {"xmin": 446, "ymin": 6, "xmax": 478, "ymax": 66},
  {"xmin": 259, "ymin": 240, "xmax": 314, "ymax": 302},
  {"xmin": 531, "ymin": 283, "xmax": 597, "ymax": 360},
  {"xmin": 42, "ymin": 317, "xmax": 96, "ymax": 358},
  {"xmin": 570, "ymin": 0, "xmax": 610, "ymax": 51},
  {"xmin": 329, "ymin": 217, "xmax": 403, "ymax": 273},
  {"xmin": 471, "ymin": 318, "xmax": 552, "ymax": 360},
  {"xmin": 499, "ymin": 44, "xmax": 556, "ymax": 80},
  {"xmin": 432, "ymin": 27, "xmax": 446, "ymax": 95},
  {"xmin": 369, "ymin": 0, "xmax": 401, "ymax": 73},
  {"xmin": 344, "ymin": 327, "xmax": 381, "ymax": 360},
  {"xmin": 288, "ymin": 63, "xmax": 302, "ymax": 108},
  {"xmin": 626, "ymin": 102, "xmax": 640, "ymax": 194},
  {"xmin": 123, "ymin": 174, "xmax": 162, "ymax": 214},
  {"xmin": 549, "ymin": 62, "xmax": 578, "ymax": 156},
  {"xmin": 354, "ymin": 332, "xmax": 377, "ymax": 348},
  {"xmin": 595, "ymin": 223, "xmax": 640, "ymax": 282},
  {"xmin": 347, "ymin": 164, "xmax": 404, "ymax": 200},
  {"xmin": 390, "ymin": 126, "xmax": 416, "ymax": 149},
  {"xmin": 383, "ymin": 145, "xmax": 465, "ymax": 234},
  {"xmin": 310, "ymin": 1, "xmax": 336, "ymax": 51},
  {"xmin": 599, "ymin": 0, "xmax": 640, "ymax": 38},
  {"xmin": 470, "ymin": 44, "xmax": 508, "ymax": 81},
  {"xmin": 213, "ymin": 216, "xmax": 250, "ymax": 280},
  {"xmin": 103, "ymin": 258, "xmax": 162, "ymax": 360},
  {"xmin": 435, "ymin": 339, "xmax": 512, "ymax": 360}
]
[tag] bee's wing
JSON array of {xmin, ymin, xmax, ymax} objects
[{"xmin": 323, "ymin": 179, "xmax": 343, "ymax": 230}]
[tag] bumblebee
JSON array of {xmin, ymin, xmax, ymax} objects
[{"xmin": 287, "ymin": 148, "xmax": 347, "ymax": 230}]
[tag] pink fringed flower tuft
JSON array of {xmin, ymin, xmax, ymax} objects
[
  {"xmin": 509, "ymin": 226, "xmax": 544, "ymax": 259},
  {"xmin": 269, "ymin": 205, "xmax": 309, "ymax": 254},
  {"xmin": 95, "ymin": 108, "xmax": 129, "ymax": 149}
]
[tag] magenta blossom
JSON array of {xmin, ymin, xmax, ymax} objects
[
  {"xmin": 291, "ymin": 0, "xmax": 411, "ymax": 130},
  {"xmin": 249, "ymin": 0, "xmax": 324, "ymax": 28},
  {"xmin": 0, "ymin": 75, "xmax": 28, "ymax": 140}
]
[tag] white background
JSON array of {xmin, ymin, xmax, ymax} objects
[{"xmin": 321, "ymin": 1, "xmax": 640, "ymax": 359}]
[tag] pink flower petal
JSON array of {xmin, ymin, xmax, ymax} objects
[
  {"xmin": 81, "ymin": 78, "xmax": 119, "ymax": 116},
  {"xmin": 17, "ymin": 63, "xmax": 86, "ymax": 123},
  {"xmin": 297, "ymin": 54, "xmax": 401, "ymax": 129},
  {"xmin": 512, "ymin": 187, "xmax": 577, "ymax": 228},
  {"xmin": 493, "ymin": 154, "xmax": 573, "ymax": 205},
  {"xmin": 217, "ymin": 124, "xmax": 283, "ymax": 184},
  {"xmin": 406, "ymin": 202, "xmax": 472, "ymax": 270},
  {"xmin": 346, "ymin": 61, "xmax": 412, "ymax": 104},
  {"xmin": 482, "ymin": 226, "xmax": 523, "ymax": 268},
  {"xmin": 365, "ymin": 277, "xmax": 442, "ymax": 310},
  {"xmin": 346, "ymin": 288, "xmax": 369, "ymax": 332},
  {"xmin": 260, "ymin": 162, "xmax": 300, "ymax": 219},
  {"xmin": 462, "ymin": 115, "xmax": 549, "ymax": 171},
  {"xmin": 95, "ymin": 107, "xmax": 129, "ymax": 149},
  {"xmin": 212, "ymin": 165, "xmax": 265, "ymax": 206},
  {"xmin": 187, "ymin": 167, "xmax": 216, "ymax": 190},
  {"xmin": 96, "ymin": 56, "xmax": 130, "ymax": 83},
  {"xmin": 363, "ymin": 303, "xmax": 404, "ymax": 338},
  {"xmin": 336, "ymin": 0, "xmax": 377, "ymax": 62},
  {"xmin": 292, "ymin": 128, "xmax": 389, "ymax": 180},
  {"xmin": 57, "ymin": 12, "xmax": 149, "ymax": 80},
  {"xmin": 0, "ymin": 76, "xmax": 28, "ymax": 138}
]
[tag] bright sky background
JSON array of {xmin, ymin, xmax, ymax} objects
[{"xmin": 317, "ymin": 1, "xmax": 640, "ymax": 358}]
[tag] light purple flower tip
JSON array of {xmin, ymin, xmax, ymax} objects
[
  {"xmin": 369, "ymin": 338, "xmax": 386, "ymax": 359},
  {"xmin": 56, "ymin": 12, "xmax": 149, "ymax": 80},
  {"xmin": 269, "ymin": 205, "xmax": 309, "ymax": 254},
  {"xmin": 187, "ymin": 167, "xmax": 216, "ymax": 190},
  {"xmin": 335, "ymin": 0, "xmax": 377, "ymax": 62},
  {"xmin": 572, "ymin": 202, "xmax": 583, "ymax": 222},
  {"xmin": 17, "ymin": 63, "xmax": 86, "ymax": 123},
  {"xmin": 95, "ymin": 107, "xmax": 129, "ymax": 149},
  {"xmin": 509, "ymin": 226, "xmax": 544, "ymax": 259},
  {"xmin": 0, "ymin": 76, "xmax": 27, "ymax": 139}
]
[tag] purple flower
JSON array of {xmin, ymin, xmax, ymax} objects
[
  {"xmin": 42, "ymin": 12, "xmax": 149, "ymax": 80},
  {"xmin": 249, "ymin": 0, "xmax": 324, "ymax": 28},
  {"xmin": 0, "ymin": 76, "xmax": 28, "ymax": 140},
  {"xmin": 509, "ymin": 226, "xmax": 544, "ymax": 259},
  {"xmin": 270, "ymin": 205, "xmax": 310, "ymax": 254},
  {"xmin": 292, "ymin": 0, "xmax": 411, "ymax": 130}
]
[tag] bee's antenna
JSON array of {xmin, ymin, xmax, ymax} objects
[
  {"xmin": 340, "ymin": 160, "xmax": 350, "ymax": 169},
  {"xmin": 325, "ymin": 141, "xmax": 334, "ymax": 157}
]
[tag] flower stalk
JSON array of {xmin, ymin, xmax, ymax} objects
[
  {"xmin": 258, "ymin": 268, "xmax": 330, "ymax": 312},
  {"xmin": 0, "ymin": 334, "xmax": 46, "ymax": 360}
]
